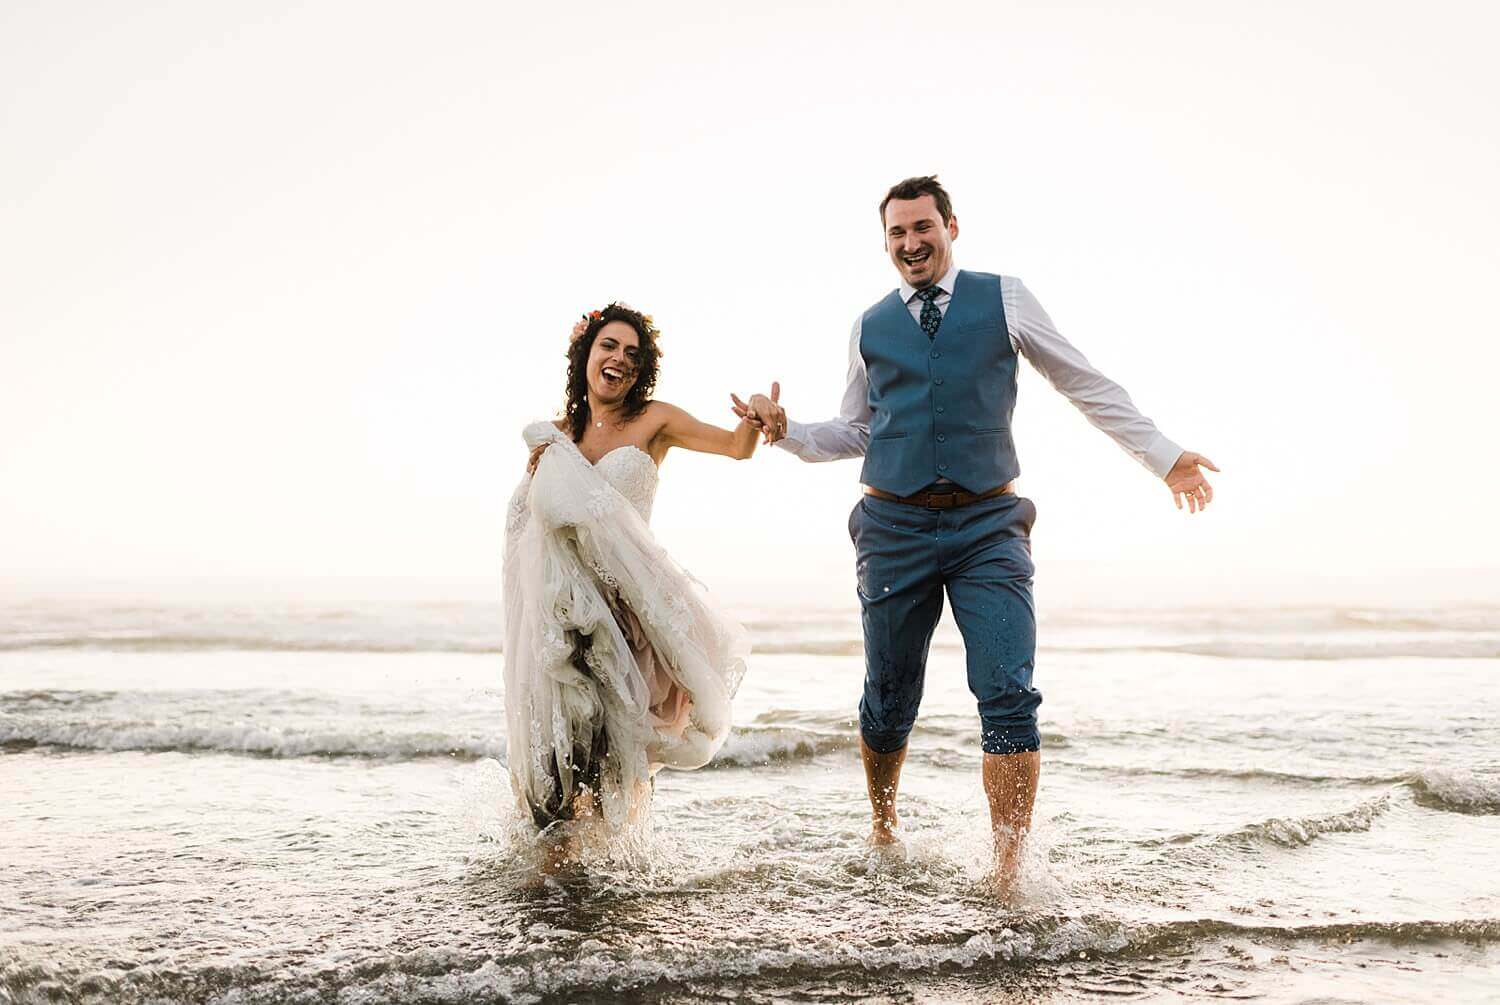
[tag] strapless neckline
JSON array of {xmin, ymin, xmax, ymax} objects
[{"xmin": 589, "ymin": 444, "xmax": 654, "ymax": 468}]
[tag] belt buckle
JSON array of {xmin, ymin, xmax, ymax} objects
[{"xmin": 924, "ymin": 490, "xmax": 958, "ymax": 510}]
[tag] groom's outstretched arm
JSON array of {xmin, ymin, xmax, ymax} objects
[
  {"xmin": 1008, "ymin": 277, "xmax": 1218, "ymax": 512},
  {"xmin": 736, "ymin": 319, "xmax": 871, "ymax": 461}
]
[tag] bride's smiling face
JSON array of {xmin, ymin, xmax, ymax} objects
[{"xmin": 587, "ymin": 321, "xmax": 641, "ymax": 405}]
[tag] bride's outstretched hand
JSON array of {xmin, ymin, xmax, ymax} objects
[{"xmin": 730, "ymin": 382, "xmax": 786, "ymax": 444}]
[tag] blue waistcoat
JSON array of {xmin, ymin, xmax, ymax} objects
[{"xmin": 858, "ymin": 269, "xmax": 1020, "ymax": 496}]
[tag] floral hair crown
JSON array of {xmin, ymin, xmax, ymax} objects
[{"xmin": 570, "ymin": 302, "xmax": 658, "ymax": 342}]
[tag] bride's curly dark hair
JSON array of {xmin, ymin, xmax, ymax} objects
[{"xmin": 563, "ymin": 303, "xmax": 663, "ymax": 442}]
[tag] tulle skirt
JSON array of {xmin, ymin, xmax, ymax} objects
[{"xmin": 501, "ymin": 423, "xmax": 748, "ymax": 832}]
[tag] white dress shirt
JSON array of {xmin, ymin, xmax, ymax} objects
[{"xmin": 777, "ymin": 264, "xmax": 1184, "ymax": 480}]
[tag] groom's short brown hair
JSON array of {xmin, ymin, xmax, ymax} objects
[{"xmin": 880, "ymin": 176, "xmax": 954, "ymax": 226}]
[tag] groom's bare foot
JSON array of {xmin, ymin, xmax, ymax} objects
[
  {"xmin": 981, "ymin": 750, "xmax": 1039, "ymax": 904},
  {"xmin": 866, "ymin": 815, "xmax": 902, "ymax": 847},
  {"xmin": 983, "ymin": 866, "xmax": 1021, "ymax": 906},
  {"xmin": 985, "ymin": 822, "xmax": 1028, "ymax": 904},
  {"xmin": 860, "ymin": 737, "xmax": 908, "ymax": 848}
]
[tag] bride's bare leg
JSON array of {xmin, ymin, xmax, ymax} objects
[{"xmin": 537, "ymin": 786, "xmax": 597, "ymax": 874}]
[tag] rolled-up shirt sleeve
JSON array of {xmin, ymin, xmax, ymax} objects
[
  {"xmin": 1006, "ymin": 277, "xmax": 1183, "ymax": 479},
  {"xmin": 778, "ymin": 318, "xmax": 872, "ymax": 462}
]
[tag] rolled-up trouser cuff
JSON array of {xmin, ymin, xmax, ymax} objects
[
  {"xmin": 859, "ymin": 725, "xmax": 911, "ymax": 755},
  {"xmin": 980, "ymin": 721, "xmax": 1041, "ymax": 755}
]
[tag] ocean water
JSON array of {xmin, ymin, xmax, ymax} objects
[{"xmin": 2, "ymin": 593, "xmax": 1498, "ymax": 1003}]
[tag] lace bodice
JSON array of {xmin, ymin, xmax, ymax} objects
[{"xmin": 594, "ymin": 445, "xmax": 659, "ymax": 523}]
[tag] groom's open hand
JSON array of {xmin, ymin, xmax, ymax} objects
[
  {"xmin": 1165, "ymin": 451, "xmax": 1220, "ymax": 513},
  {"xmin": 730, "ymin": 382, "xmax": 786, "ymax": 444}
]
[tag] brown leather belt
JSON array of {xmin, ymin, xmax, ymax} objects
[{"xmin": 863, "ymin": 482, "xmax": 1014, "ymax": 510}]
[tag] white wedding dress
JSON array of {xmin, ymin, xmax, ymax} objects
[{"xmin": 502, "ymin": 421, "xmax": 748, "ymax": 833}]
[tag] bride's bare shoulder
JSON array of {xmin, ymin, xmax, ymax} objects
[
  {"xmin": 643, "ymin": 400, "xmax": 682, "ymax": 423},
  {"xmin": 550, "ymin": 418, "xmax": 567, "ymax": 432},
  {"xmin": 639, "ymin": 401, "xmax": 679, "ymax": 456}
]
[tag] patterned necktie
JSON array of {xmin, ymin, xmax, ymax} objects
[{"xmin": 916, "ymin": 286, "xmax": 943, "ymax": 339}]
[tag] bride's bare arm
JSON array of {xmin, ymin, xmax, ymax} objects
[{"xmin": 651, "ymin": 401, "xmax": 759, "ymax": 460}]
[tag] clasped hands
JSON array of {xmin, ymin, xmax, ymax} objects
[{"xmin": 729, "ymin": 382, "xmax": 788, "ymax": 444}]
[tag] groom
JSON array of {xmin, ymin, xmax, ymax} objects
[{"xmin": 738, "ymin": 176, "xmax": 1217, "ymax": 890}]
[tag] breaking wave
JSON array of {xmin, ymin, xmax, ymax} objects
[
  {"xmin": 1051, "ymin": 761, "xmax": 1407, "ymax": 786},
  {"xmin": 1407, "ymin": 767, "xmax": 1500, "ymax": 814},
  {"xmin": 0, "ymin": 717, "xmax": 847, "ymax": 768},
  {"xmin": 1155, "ymin": 794, "xmax": 1393, "ymax": 850},
  {"xmin": 713, "ymin": 727, "xmax": 849, "ymax": 765},
  {"xmin": 4, "ymin": 600, "xmax": 1496, "ymax": 661},
  {"xmin": 1051, "ymin": 639, "xmax": 1500, "ymax": 660},
  {"xmin": 0, "ymin": 717, "xmax": 502, "ymax": 760},
  {"xmin": 0, "ymin": 632, "xmax": 503, "ymax": 654},
  {"xmin": 3, "ymin": 915, "xmax": 1495, "ymax": 1004}
]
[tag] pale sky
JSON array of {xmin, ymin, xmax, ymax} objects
[{"xmin": 3, "ymin": 1, "xmax": 1498, "ymax": 605}]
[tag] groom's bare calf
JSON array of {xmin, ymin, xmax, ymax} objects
[
  {"xmin": 984, "ymin": 750, "xmax": 1040, "ymax": 896},
  {"xmin": 860, "ymin": 736, "xmax": 907, "ymax": 845},
  {"xmin": 862, "ymin": 735, "xmax": 1039, "ymax": 891}
]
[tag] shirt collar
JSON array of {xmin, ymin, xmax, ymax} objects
[{"xmin": 901, "ymin": 263, "xmax": 960, "ymax": 304}]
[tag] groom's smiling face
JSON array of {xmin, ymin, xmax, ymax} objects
[{"xmin": 884, "ymin": 194, "xmax": 959, "ymax": 289}]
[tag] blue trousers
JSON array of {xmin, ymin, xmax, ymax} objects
[{"xmin": 848, "ymin": 492, "xmax": 1041, "ymax": 756}]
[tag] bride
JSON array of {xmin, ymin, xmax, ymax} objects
[{"xmin": 502, "ymin": 302, "xmax": 775, "ymax": 862}]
